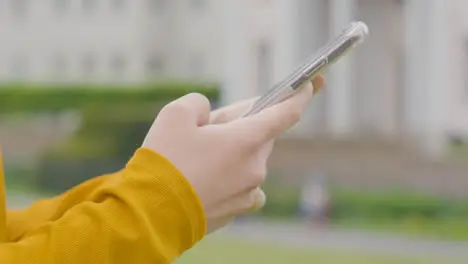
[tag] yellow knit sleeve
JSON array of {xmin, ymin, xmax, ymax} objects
[
  {"xmin": 0, "ymin": 148, "xmax": 207, "ymax": 264},
  {"xmin": 6, "ymin": 174, "xmax": 115, "ymax": 242}
]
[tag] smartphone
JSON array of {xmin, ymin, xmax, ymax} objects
[{"xmin": 242, "ymin": 21, "xmax": 369, "ymax": 117}]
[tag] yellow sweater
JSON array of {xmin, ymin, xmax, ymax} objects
[{"xmin": 0, "ymin": 148, "xmax": 207, "ymax": 263}]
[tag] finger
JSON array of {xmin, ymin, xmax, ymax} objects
[
  {"xmin": 161, "ymin": 93, "xmax": 211, "ymax": 127},
  {"xmin": 311, "ymin": 75, "xmax": 325, "ymax": 95},
  {"xmin": 210, "ymin": 97, "xmax": 259, "ymax": 124},
  {"xmin": 228, "ymin": 81, "xmax": 316, "ymax": 146},
  {"xmin": 249, "ymin": 187, "xmax": 266, "ymax": 212},
  {"xmin": 205, "ymin": 187, "xmax": 266, "ymax": 233},
  {"xmin": 207, "ymin": 188, "xmax": 266, "ymax": 234},
  {"xmin": 210, "ymin": 75, "xmax": 324, "ymax": 125},
  {"xmin": 211, "ymin": 186, "xmax": 267, "ymax": 217}
]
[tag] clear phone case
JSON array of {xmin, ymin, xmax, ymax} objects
[{"xmin": 243, "ymin": 21, "xmax": 369, "ymax": 117}]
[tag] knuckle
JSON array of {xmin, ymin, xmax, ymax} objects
[
  {"xmin": 186, "ymin": 92, "xmax": 204, "ymax": 98},
  {"xmin": 242, "ymin": 135, "xmax": 257, "ymax": 147},
  {"xmin": 211, "ymin": 110, "xmax": 228, "ymax": 124},
  {"xmin": 161, "ymin": 100, "xmax": 185, "ymax": 115},
  {"xmin": 236, "ymin": 132, "xmax": 258, "ymax": 151},
  {"xmin": 187, "ymin": 92, "xmax": 210, "ymax": 104},
  {"xmin": 244, "ymin": 138, "xmax": 262, "ymax": 153},
  {"xmin": 289, "ymin": 108, "xmax": 302, "ymax": 123},
  {"xmin": 266, "ymin": 125, "xmax": 278, "ymax": 139},
  {"xmin": 250, "ymin": 167, "xmax": 267, "ymax": 187},
  {"xmin": 217, "ymin": 112, "xmax": 229, "ymax": 123}
]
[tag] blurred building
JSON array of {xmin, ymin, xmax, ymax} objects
[
  {"xmin": 1, "ymin": 0, "xmax": 468, "ymax": 158},
  {"xmin": 222, "ymin": 0, "xmax": 468, "ymax": 158},
  {"xmin": 0, "ymin": 0, "xmax": 229, "ymax": 84}
]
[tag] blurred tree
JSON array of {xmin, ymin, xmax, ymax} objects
[{"xmin": 0, "ymin": 82, "xmax": 219, "ymax": 192}]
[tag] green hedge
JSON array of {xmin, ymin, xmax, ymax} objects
[
  {"xmin": 258, "ymin": 181, "xmax": 302, "ymax": 218},
  {"xmin": 256, "ymin": 182, "xmax": 468, "ymax": 221},
  {"xmin": 0, "ymin": 82, "xmax": 219, "ymax": 192},
  {"xmin": 0, "ymin": 82, "xmax": 219, "ymax": 113},
  {"xmin": 330, "ymin": 189, "xmax": 454, "ymax": 221}
]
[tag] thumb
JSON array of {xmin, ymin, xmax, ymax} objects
[
  {"xmin": 227, "ymin": 82, "xmax": 315, "ymax": 146},
  {"xmin": 210, "ymin": 97, "xmax": 259, "ymax": 124},
  {"xmin": 159, "ymin": 93, "xmax": 211, "ymax": 128}
]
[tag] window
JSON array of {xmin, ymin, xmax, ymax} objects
[
  {"xmin": 148, "ymin": 0, "xmax": 165, "ymax": 12},
  {"xmin": 190, "ymin": 0, "xmax": 205, "ymax": 10},
  {"xmin": 82, "ymin": 0, "xmax": 97, "ymax": 13},
  {"xmin": 145, "ymin": 54, "xmax": 165, "ymax": 77},
  {"xmin": 464, "ymin": 40, "xmax": 468, "ymax": 99},
  {"xmin": 81, "ymin": 52, "xmax": 97, "ymax": 78},
  {"xmin": 256, "ymin": 40, "xmax": 273, "ymax": 92},
  {"xmin": 9, "ymin": 55, "xmax": 28, "ymax": 80},
  {"xmin": 54, "ymin": 0, "xmax": 69, "ymax": 12},
  {"xmin": 10, "ymin": 0, "xmax": 28, "ymax": 17},
  {"xmin": 110, "ymin": 54, "xmax": 126, "ymax": 77},
  {"xmin": 52, "ymin": 53, "xmax": 68, "ymax": 78},
  {"xmin": 188, "ymin": 52, "xmax": 205, "ymax": 77},
  {"xmin": 111, "ymin": 0, "xmax": 125, "ymax": 11}
]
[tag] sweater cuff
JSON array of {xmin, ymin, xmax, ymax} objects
[{"xmin": 127, "ymin": 148, "xmax": 207, "ymax": 243}]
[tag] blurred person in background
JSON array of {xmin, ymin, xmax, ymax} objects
[
  {"xmin": 298, "ymin": 172, "xmax": 331, "ymax": 229},
  {"xmin": 0, "ymin": 77, "xmax": 325, "ymax": 263}
]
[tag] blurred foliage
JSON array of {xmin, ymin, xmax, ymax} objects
[
  {"xmin": 257, "ymin": 181, "xmax": 468, "ymax": 221},
  {"xmin": 256, "ymin": 182, "xmax": 468, "ymax": 240},
  {"xmin": 3, "ymin": 166, "xmax": 35, "ymax": 190},
  {"xmin": 258, "ymin": 180, "xmax": 302, "ymax": 219},
  {"xmin": 0, "ymin": 82, "xmax": 218, "ymax": 113},
  {"xmin": 330, "ymin": 189, "xmax": 455, "ymax": 220},
  {"xmin": 0, "ymin": 82, "xmax": 219, "ymax": 192}
]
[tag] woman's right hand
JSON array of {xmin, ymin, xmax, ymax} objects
[{"xmin": 142, "ymin": 76, "xmax": 324, "ymax": 234}]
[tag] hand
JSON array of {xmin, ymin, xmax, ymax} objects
[
  {"xmin": 204, "ymin": 76, "xmax": 325, "ymax": 231},
  {"xmin": 142, "ymin": 76, "xmax": 325, "ymax": 234},
  {"xmin": 209, "ymin": 75, "xmax": 325, "ymax": 124}
]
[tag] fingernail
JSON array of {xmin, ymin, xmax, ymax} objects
[
  {"xmin": 254, "ymin": 189, "xmax": 266, "ymax": 210},
  {"xmin": 312, "ymin": 84, "xmax": 320, "ymax": 96}
]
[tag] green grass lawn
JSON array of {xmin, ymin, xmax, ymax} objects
[
  {"xmin": 176, "ymin": 235, "xmax": 465, "ymax": 264},
  {"xmin": 333, "ymin": 218, "xmax": 468, "ymax": 241}
]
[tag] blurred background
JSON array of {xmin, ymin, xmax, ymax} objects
[{"xmin": 1, "ymin": 0, "xmax": 468, "ymax": 263}]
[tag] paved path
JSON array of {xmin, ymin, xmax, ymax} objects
[
  {"xmin": 7, "ymin": 193, "xmax": 468, "ymax": 260},
  {"xmin": 221, "ymin": 220, "xmax": 468, "ymax": 260}
]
